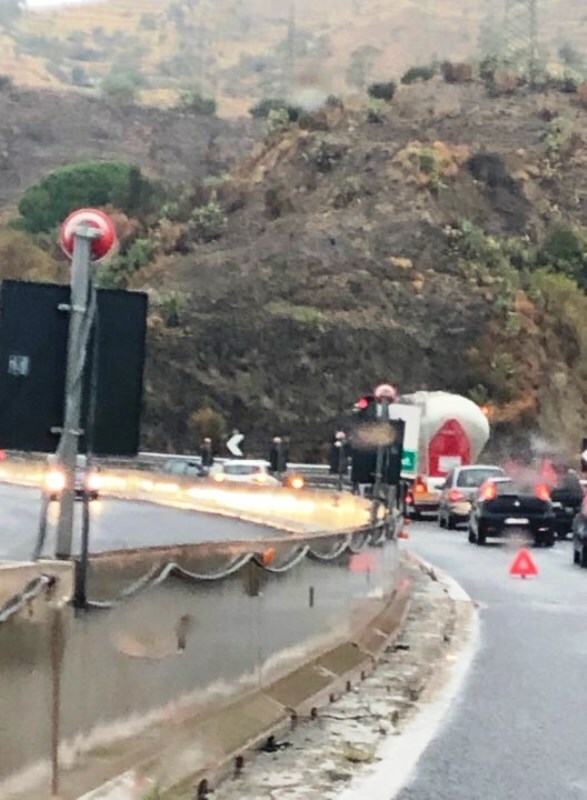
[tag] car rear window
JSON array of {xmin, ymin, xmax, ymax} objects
[{"xmin": 456, "ymin": 468, "xmax": 503, "ymax": 488}]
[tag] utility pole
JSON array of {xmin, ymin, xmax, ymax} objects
[
  {"xmin": 284, "ymin": 2, "xmax": 296, "ymax": 101},
  {"xmin": 502, "ymin": 0, "xmax": 540, "ymax": 85}
]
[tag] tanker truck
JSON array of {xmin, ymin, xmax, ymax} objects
[{"xmin": 389, "ymin": 391, "xmax": 490, "ymax": 518}]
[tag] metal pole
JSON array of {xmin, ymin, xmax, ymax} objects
[
  {"xmin": 337, "ymin": 442, "xmax": 345, "ymax": 493},
  {"xmin": 371, "ymin": 398, "xmax": 389, "ymax": 523},
  {"xmin": 33, "ymin": 493, "xmax": 50, "ymax": 561},
  {"xmin": 55, "ymin": 226, "xmax": 96, "ymax": 560}
]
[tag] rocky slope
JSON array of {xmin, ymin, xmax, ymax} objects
[{"xmin": 133, "ymin": 79, "xmax": 587, "ymax": 459}]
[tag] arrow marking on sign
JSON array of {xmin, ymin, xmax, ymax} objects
[{"xmin": 227, "ymin": 433, "xmax": 244, "ymax": 457}]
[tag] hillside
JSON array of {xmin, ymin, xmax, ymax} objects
[
  {"xmin": 0, "ymin": 84, "xmax": 258, "ymax": 211},
  {"xmin": 1, "ymin": 0, "xmax": 587, "ymax": 115},
  {"xmin": 132, "ymin": 78, "xmax": 587, "ymax": 459}
]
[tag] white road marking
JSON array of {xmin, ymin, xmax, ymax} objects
[{"xmin": 336, "ymin": 562, "xmax": 480, "ymax": 800}]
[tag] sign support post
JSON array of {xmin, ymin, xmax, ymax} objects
[
  {"xmin": 54, "ymin": 209, "xmax": 117, "ymax": 561},
  {"xmin": 55, "ymin": 226, "xmax": 97, "ymax": 560}
]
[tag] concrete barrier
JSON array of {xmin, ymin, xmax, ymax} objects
[{"xmin": 0, "ymin": 529, "xmax": 403, "ymax": 799}]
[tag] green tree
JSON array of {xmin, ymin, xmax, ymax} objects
[
  {"xmin": 18, "ymin": 161, "xmax": 159, "ymax": 233},
  {"xmin": 346, "ymin": 45, "xmax": 381, "ymax": 91}
]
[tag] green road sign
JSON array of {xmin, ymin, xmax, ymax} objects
[{"xmin": 401, "ymin": 450, "xmax": 417, "ymax": 473}]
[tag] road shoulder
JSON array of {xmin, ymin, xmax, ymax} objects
[{"xmin": 210, "ymin": 550, "xmax": 478, "ymax": 800}]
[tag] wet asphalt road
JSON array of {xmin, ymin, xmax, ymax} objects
[
  {"xmin": 398, "ymin": 519, "xmax": 587, "ymax": 800},
  {"xmin": 0, "ymin": 483, "xmax": 285, "ymax": 561}
]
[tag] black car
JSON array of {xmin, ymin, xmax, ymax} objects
[
  {"xmin": 572, "ymin": 503, "xmax": 587, "ymax": 567},
  {"xmin": 468, "ymin": 477, "xmax": 555, "ymax": 547}
]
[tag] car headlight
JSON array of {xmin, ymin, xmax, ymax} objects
[
  {"xmin": 44, "ymin": 469, "xmax": 66, "ymax": 493},
  {"xmin": 86, "ymin": 473, "xmax": 102, "ymax": 492}
]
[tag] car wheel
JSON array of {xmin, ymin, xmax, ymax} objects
[
  {"xmin": 468, "ymin": 527, "xmax": 476, "ymax": 544},
  {"xmin": 581, "ymin": 545, "xmax": 587, "ymax": 569},
  {"xmin": 542, "ymin": 530, "xmax": 555, "ymax": 548},
  {"xmin": 476, "ymin": 528, "xmax": 486, "ymax": 546},
  {"xmin": 447, "ymin": 514, "xmax": 457, "ymax": 531}
]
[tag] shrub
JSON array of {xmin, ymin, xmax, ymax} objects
[
  {"xmin": 101, "ymin": 69, "xmax": 145, "ymax": 104},
  {"xmin": 537, "ymin": 224, "xmax": 587, "ymax": 283},
  {"xmin": 268, "ymin": 107, "xmax": 291, "ymax": 133},
  {"xmin": 18, "ymin": 161, "xmax": 161, "ymax": 233},
  {"xmin": 0, "ymin": 230, "xmax": 55, "ymax": 281},
  {"xmin": 189, "ymin": 195, "xmax": 227, "ymax": 243},
  {"xmin": 71, "ymin": 65, "xmax": 90, "ymax": 86},
  {"xmin": 160, "ymin": 290, "xmax": 188, "ymax": 328},
  {"xmin": 188, "ymin": 407, "xmax": 226, "ymax": 448},
  {"xmin": 401, "ymin": 65, "xmax": 436, "ymax": 85},
  {"xmin": 249, "ymin": 98, "xmax": 301, "ymax": 121},
  {"xmin": 125, "ymin": 237, "xmax": 155, "ymax": 271},
  {"xmin": 440, "ymin": 61, "xmax": 473, "ymax": 84},
  {"xmin": 177, "ymin": 89, "xmax": 217, "ymax": 115},
  {"xmin": 0, "ymin": 74, "xmax": 14, "ymax": 91},
  {"xmin": 367, "ymin": 80, "xmax": 396, "ymax": 101}
]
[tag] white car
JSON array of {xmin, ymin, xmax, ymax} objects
[{"xmin": 210, "ymin": 459, "xmax": 280, "ymax": 486}]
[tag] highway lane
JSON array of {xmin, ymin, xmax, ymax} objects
[
  {"xmin": 397, "ymin": 520, "xmax": 587, "ymax": 800},
  {"xmin": 0, "ymin": 483, "xmax": 290, "ymax": 561}
]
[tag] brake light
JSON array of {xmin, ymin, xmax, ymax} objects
[
  {"xmin": 414, "ymin": 478, "xmax": 426, "ymax": 495},
  {"xmin": 45, "ymin": 468, "xmax": 66, "ymax": 494},
  {"xmin": 448, "ymin": 488, "xmax": 464, "ymax": 502},
  {"xmin": 480, "ymin": 481, "xmax": 497, "ymax": 501},
  {"xmin": 536, "ymin": 483, "xmax": 550, "ymax": 501}
]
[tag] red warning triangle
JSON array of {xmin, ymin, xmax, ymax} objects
[{"xmin": 509, "ymin": 548, "xmax": 539, "ymax": 578}]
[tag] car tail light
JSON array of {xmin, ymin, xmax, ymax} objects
[
  {"xmin": 536, "ymin": 483, "xmax": 550, "ymax": 501},
  {"xmin": 414, "ymin": 478, "xmax": 426, "ymax": 495},
  {"xmin": 448, "ymin": 488, "xmax": 464, "ymax": 502},
  {"xmin": 290, "ymin": 475, "xmax": 305, "ymax": 490},
  {"xmin": 480, "ymin": 481, "xmax": 497, "ymax": 501},
  {"xmin": 45, "ymin": 468, "xmax": 66, "ymax": 494}
]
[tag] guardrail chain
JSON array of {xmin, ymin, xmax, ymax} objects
[
  {"xmin": 0, "ymin": 574, "xmax": 58, "ymax": 625},
  {"xmin": 80, "ymin": 521, "xmax": 391, "ymax": 610}
]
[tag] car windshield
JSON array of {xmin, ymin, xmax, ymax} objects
[
  {"xmin": 457, "ymin": 468, "xmax": 503, "ymax": 488},
  {"xmin": 223, "ymin": 464, "xmax": 261, "ymax": 475}
]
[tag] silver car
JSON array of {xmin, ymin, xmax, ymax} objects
[{"xmin": 438, "ymin": 465, "xmax": 505, "ymax": 529}]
